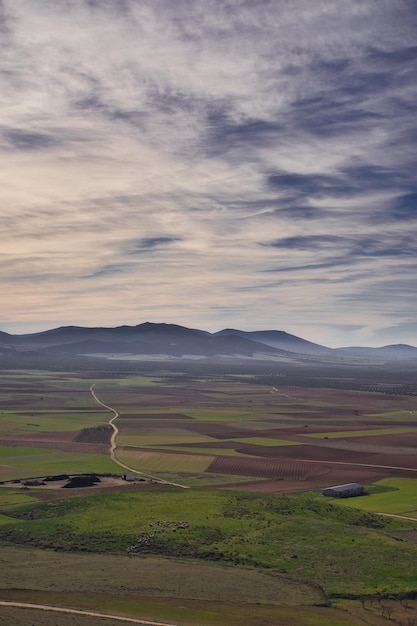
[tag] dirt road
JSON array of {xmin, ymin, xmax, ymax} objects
[
  {"xmin": 89, "ymin": 385, "xmax": 188, "ymax": 489},
  {"xmin": 90, "ymin": 384, "xmax": 120, "ymax": 464},
  {"xmin": 0, "ymin": 600, "xmax": 175, "ymax": 625}
]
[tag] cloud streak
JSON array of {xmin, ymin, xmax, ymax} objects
[{"xmin": 0, "ymin": 0, "xmax": 416, "ymax": 346}]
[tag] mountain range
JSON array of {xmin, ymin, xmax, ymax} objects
[{"xmin": 0, "ymin": 322, "xmax": 416, "ymax": 363}]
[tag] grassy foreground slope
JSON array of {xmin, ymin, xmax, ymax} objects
[
  {"xmin": 0, "ymin": 546, "xmax": 381, "ymax": 626},
  {"xmin": 0, "ymin": 487, "xmax": 416, "ymax": 599}
]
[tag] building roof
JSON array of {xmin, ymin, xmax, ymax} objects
[{"xmin": 324, "ymin": 482, "xmax": 363, "ymax": 491}]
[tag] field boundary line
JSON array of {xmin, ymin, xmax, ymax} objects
[
  {"xmin": 291, "ymin": 456, "xmax": 417, "ymax": 473},
  {"xmin": 0, "ymin": 600, "xmax": 176, "ymax": 625},
  {"xmin": 89, "ymin": 385, "xmax": 188, "ymax": 489}
]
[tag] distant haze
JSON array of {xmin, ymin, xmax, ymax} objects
[{"xmin": 1, "ymin": 1, "xmax": 416, "ymax": 348}]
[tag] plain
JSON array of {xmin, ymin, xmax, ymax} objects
[{"xmin": 1, "ymin": 366, "xmax": 417, "ymax": 625}]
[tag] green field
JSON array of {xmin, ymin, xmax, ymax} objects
[
  {"xmin": 306, "ymin": 427, "xmax": 417, "ymax": 439},
  {"xmin": 231, "ymin": 437, "xmax": 303, "ymax": 446},
  {"xmin": 0, "ymin": 411, "xmax": 108, "ymax": 436},
  {"xmin": 0, "ymin": 513, "xmax": 20, "ymax": 525},
  {"xmin": 335, "ymin": 478, "xmax": 417, "ymax": 516},
  {"xmin": 117, "ymin": 449, "xmax": 215, "ymax": 473},
  {"xmin": 0, "ymin": 445, "xmax": 121, "ymax": 481},
  {"xmin": 0, "ymin": 490, "xmax": 40, "ymax": 509},
  {"xmin": 147, "ymin": 445, "xmax": 245, "ymax": 456}
]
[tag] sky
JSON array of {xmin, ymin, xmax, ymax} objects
[{"xmin": 1, "ymin": 0, "xmax": 416, "ymax": 347}]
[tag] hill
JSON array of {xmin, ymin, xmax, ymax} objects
[
  {"xmin": 215, "ymin": 328, "xmax": 331, "ymax": 355},
  {"xmin": 0, "ymin": 322, "xmax": 416, "ymax": 364}
]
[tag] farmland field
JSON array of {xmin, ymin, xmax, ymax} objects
[
  {"xmin": 1, "ymin": 368, "xmax": 417, "ymax": 488},
  {"xmin": 1, "ymin": 366, "xmax": 417, "ymax": 625}
]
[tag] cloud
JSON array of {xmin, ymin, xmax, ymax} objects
[
  {"xmin": 264, "ymin": 235, "xmax": 343, "ymax": 250},
  {"xmin": 126, "ymin": 237, "xmax": 183, "ymax": 254},
  {"xmin": 264, "ymin": 233, "xmax": 417, "ymax": 258},
  {"xmin": 390, "ymin": 193, "xmax": 417, "ymax": 222},
  {"xmin": 2, "ymin": 128, "xmax": 60, "ymax": 150},
  {"xmin": 0, "ymin": 0, "xmax": 416, "ymax": 346}
]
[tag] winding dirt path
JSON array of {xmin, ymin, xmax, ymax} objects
[
  {"xmin": 375, "ymin": 512, "xmax": 417, "ymax": 521},
  {"xmin": 90, "ymin": 384, "xmax": 120, "ymax": 464},
  {"xmin": 89, "ymin": 385, "xmax": 188, "ymax": 489},
  {"xmin": 0, "ymin": 600, "xmax": 176, "ymax": 625}
]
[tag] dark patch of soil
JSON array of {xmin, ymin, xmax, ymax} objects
[{"xmin": 74, "ymin": 425, "xmax": 112, "ymax": 444}]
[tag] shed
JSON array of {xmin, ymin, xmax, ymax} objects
[{"xmin": 321, "ymin": 482, "xmax": 364, "ymax": 498}]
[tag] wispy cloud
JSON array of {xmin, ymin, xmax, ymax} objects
[{"xmin": 0, "ymin": 0, "xmax": 416, "ymax": 346}]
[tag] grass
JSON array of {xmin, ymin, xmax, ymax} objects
[
  {"xmin": 306, "ymin": 426, "xmax": 417, "ymax": 439},
  {"xmin": 230, "ymin": 437, "xmax": 303, "ymax": 446},
  {"xmin": 335, "ymin": 478, "xmax": 417, "ymax": 516},
  {"xmin": 0, "ymin": 546, "xmax": 377, "ymax": 626},
  {"xmin": 0, "ymin": 488, "xmax": 416, "ymax": 597},
  {"xmin": 0, "ymin": 490, "xmax": 39, "ymax": 509},
  {"xmin": 0, "ymin": 544, "xmax": 321, "ymax": 604},
  {"xmin": 365, "ymin": 410, "xmax": 416, "ymax": 418},
  {"xmin": 140, "ymin": 408, "xmax": 257, "ymax": 422},
  {"xmin": 147, "ymin": 446, "xmax": 246, "ymax": 456},
  {"xmin": 0, "ymin": 513, "xmax": 20, "ymax": 525},
  {"xmin": 0, "ymin": 594, "xmax": 374, "ymax": 626},
  {"xmin": 0, "ymin": 445, "xmax": 52, "ymax": 458},
  {"xmin": 118, "ymin": 408, "xmax": 253, "ymax": 425},
  {"xmin": 146, "ymin": 472, "xmax": 264, "ymax": 487},
  {"xmin": 0, "ymin": 410, "xmax": 108, "ymax": 434},
  {"xmin": 0, "ymin": 447, "xmax": 121, "ymax": 481},
  {"xmin": 106, "ymin": 376, "xmax": 164, "ymax": 387},
  {"xmin": 116, "ymin": 449, "xmax": 214, "ymax": 473}
]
